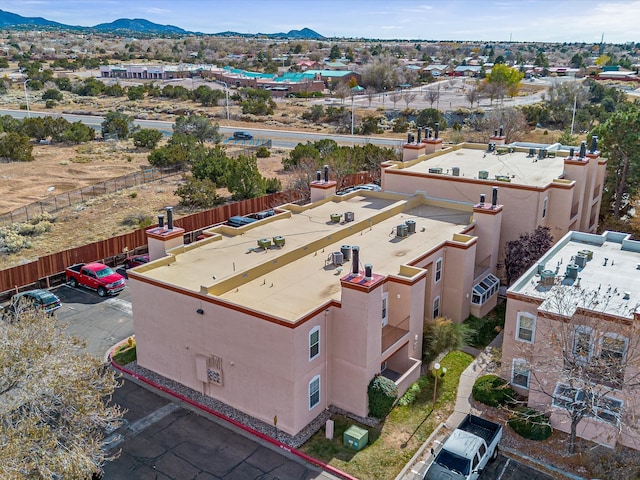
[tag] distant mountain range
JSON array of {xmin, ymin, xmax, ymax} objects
[{"xmin": 0, "ymin": 9, "xmax": 325, "ymax": 38}]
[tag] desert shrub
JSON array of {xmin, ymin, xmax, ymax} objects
[
  {"xmin": 264, "ymin": 177, "xmax": 282, "ymax": 194},
  {"xmin": 423, "ymin": 317, "xmax": 473, "ymax": 363},
  {"xmin": 472, "ymin": 374, "xmax": 515, "ymax": 407},
  {"xmin": 0, "ymin": 227, "xmax": 32, "ymax": 253},
  {"xmin": 368, "ymin": 374, "xmax": 398, "ymax": 418},
  {"xmin": 256, "ymin": 146, "xmax": 271, "ymax": 158},
  {"xmin": 508, "ymin": 408, "xmax": 552, "ymax": 440},
  {"xmin": 121, "ymin": 214, "xmax": 154, "ymax": 228}
]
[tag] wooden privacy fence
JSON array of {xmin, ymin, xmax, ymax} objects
[{"xmin": 0, "ymin": 172, "xmax": 377, "ymax": 296}]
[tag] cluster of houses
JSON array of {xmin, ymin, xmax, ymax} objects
[{"xmin": 127, "ymin": 131, "xmax": 640, "ymax": 450}]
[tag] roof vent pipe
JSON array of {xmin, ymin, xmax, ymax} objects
[
  {"xmin": 569, "ymin": 147, "xmax": 574, "ymax": 158},
  {"xmin": 494, "ymin": 129, "xmax": 498, "ymax": 137},
  {"xmin": 407, "ymin": 132, "xmax": 412, "ymax": 143},
  {"xmin": 166, "ymin": 207, "xmax": 174, "ymax": 230},
  {"xmin": 491, "ymin": 187, "xmax": 498, "ymax": 208},
  {"xmin": 435, "ymin": 122, "xmax": 440, "ymax": 139},
  {"xmin": 417, "ymin": 127, "xmax": 422, "ymax": 142},
  {"xmin": 499, "ymin": 125, "xmax": 504, "ymax": 137},
  {"xmin": 579, "ymin": 141, "xmax": 587, "ymax": 158},
  {"xmin": 158, "ymin": 215, "xmax": 164, "ymax": 229},
  {"xmin": 316, "ymin": 170, "xmax": 322, "ymax": 182},
  {"xmin": 480, "ymin": 194, "xmax": 486, "ymax": 205},
  {"xmin": 323, "ymin": 165, "xmax": 329, "ymax": 183},
  {"xmin": 351, "ymin": 246, "xmax": 360, "ymax": 275},
  {"xmin": 590, "ymin": 135, "xmax": 598, "ymax": 153},
  {"xmin": 364, "ymin": 264, "xmax": 373, "ymax": 281}
]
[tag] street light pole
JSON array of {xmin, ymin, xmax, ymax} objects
[
  {"xmin": 220, "ymin": 81, "xmax": 230, "ymax": 121},
  {"xmin": 23, "ymin": 79, "xmax": 31, "ymax": 118},
  {"xmin": 351, "ymin": 94, "xmax": 355, "ymax": 141},
  {"xmin": 432, "ymin": 363, "xmax": 447, "ymax": 408}
]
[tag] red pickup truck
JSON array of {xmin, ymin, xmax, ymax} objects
[{"xmin": 66, "ymin": 262, "xmax": 126, "ymax": 297}]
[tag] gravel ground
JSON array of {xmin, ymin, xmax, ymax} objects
[{"xmin": 120, "ymin": 360, "xmax": 380, "ymax": 448}]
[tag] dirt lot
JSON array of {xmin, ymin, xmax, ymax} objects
[{"xmin": 0, "ymin": 142, "xmax": 292, "ymax": 270}]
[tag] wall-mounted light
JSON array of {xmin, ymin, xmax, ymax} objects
[{"xmin": 196, "ymin": 308, "xmax": 204, "ymax": 315}]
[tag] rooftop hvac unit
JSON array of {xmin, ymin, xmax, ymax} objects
[
  {"xmin": 332, "ymin": 251, "xmax": 344, "ymax": 265},
  {"xmin": 405, "ymin": 219, "xmax": 416, "ymax": 234},
  {"xmin": 330, "ymin": 213, "xmax": 342, "ymax": 223},
  {"xmin": 575, "ymin": 254, "xmax": 588, "ymax": 268},
  {"xmin": 451, "ymin": 166, "xmax": 460, "ymax": 176},
  {"xmin": 272, "ymin": 236, "xmax": 285, "ymax": 247},
  {"xmin": 540, "ymin": 269, "xmax": 555, "ymax": 286},
  {"xmin": 257, "ymin": 238, "xmax": 272, "ymax": 249},
  {"xmin": 578, "ymin": 249, "xmax": 593, "ymax": 260},
  {"xmin": 478, "ymin": 170, "xmax": 489, "ymax": 180},
  {"xmin": 344, "ymin": 211, "xmax": 355, "ymax": 222},
  {"xmin": 537, "ymin": 263, "xmax": 546, "ymax": 274},
  {"xmin": 396, "ymin": 224, "xmax": 409, "ymax": 238},
  {"xmin": 528, "ymin": 148, "xmax": 537, "ymax": 157},
  {"xmin": 565, "ymin": 264, "xmax": 579, "ymax": 279},
  {"xmin": 428, "ymin": 167, "xmax": 443, "ymax": 174}
]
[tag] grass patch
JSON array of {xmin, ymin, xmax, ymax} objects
[
  {"xmin": 300, "ymin": 351, "xmax": 473, "ymax": 480},
  {"xmin": 112, "ymin": 344, "xmax": 136, "ymax": 365},
  {"xmin": 464, "ymin": 301, "xmax": 506, "ymax": 349}
]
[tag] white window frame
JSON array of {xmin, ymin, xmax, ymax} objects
[
  {"xmin": 573, "ymin": 325, "xmax": 594, "ymax": 363},
  {"xmin": 471, "ymin": 273, "xmax": 499, "ymax": 306},
  {"xmin": 515, "ymin": 312, "xmax": 536, "ymax": 343},
  {"xmin": 382, "ymin": 292, "xmax": 389, "ymax": 327},
  {"xmin": 433, "ymin": 296, "xmax": 440, "ymax": 319},
  {"xmin": 309, "ymin": 375, "xmax": 320, "ymax": 410},
  {"xmin": 511, "ymin": 358, "xmax": 530, "ymax": 389},
  {"xmin": 552, "ymin": 383, "xmax": 622, "ymax": 426},
  {"xmin": 309, "ymin": 326, "xmax": 320, "ymax": 361},
  {"xmin": 599, "ymin": 333, "xmax": 628, "ymax": 364},
  {"xmin": 542, "ymin": 196, "xmax": 548, "ymax": 219},
  {"xmin": 434, "ymin": 257, "xmax": 443, "ymax": 283}
]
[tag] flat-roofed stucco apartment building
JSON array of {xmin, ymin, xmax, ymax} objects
[
  {"xmin": 384, "ymin": 132, "xmax": 606, "ymax": 280},
  {"xmin": 502, "ymin": 231, "xmax": 640, "ymax": 449},
  {"xmin": 128, "ymin": 180, "xmax": 505, "ymax": 440}
]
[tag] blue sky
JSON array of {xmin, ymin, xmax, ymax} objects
[{"xmin": 3, "ymin": 0, "xmax": 639, "ymax": 43}]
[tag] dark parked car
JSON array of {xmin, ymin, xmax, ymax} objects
[
  {"xmin": 124, "ymin": 254, "xmax": 150, "ymax": 269},
  {"xmin": 9, "ymin": 289, "xmax": 62, "ymax": 316},
  {"xmin": 233, "ymin": 131, "xmax": 253, "ymax": 140}
]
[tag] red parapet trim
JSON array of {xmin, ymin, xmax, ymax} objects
[{"xmin": 109, "ymin": 346, "xmax": 359, "ymax": 480}]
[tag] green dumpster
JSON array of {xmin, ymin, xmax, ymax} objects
[{"xmin": 343, "ymin": 425, "xmax": 368, "ymax": 451}]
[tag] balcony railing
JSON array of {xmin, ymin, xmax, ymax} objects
[{"xmin": 382, "ymin": 316, "xmax": 410, "ymax": 353}]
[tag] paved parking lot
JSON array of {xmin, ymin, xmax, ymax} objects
[
  {"xmin": 103, "ymin": 379, "xmax": 337, "ymax": 480},
  {"xmin": 481, "ymin": 453, "xmax": 556, "ymax": 480}
]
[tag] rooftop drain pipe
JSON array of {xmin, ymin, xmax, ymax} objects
[
  {"xmin": 435, "ymin": 122, "xmax": 440, "ymax": 139},
  {"xmin": 579, "ymin": 141, "xmax": 587, "ymax": 158},
  {"xmin": 166, "ymin": 206, "xmax": 174, "ymax": 230},
  {"xmin": 499, "ymin": 125, "xmax": 504, "ymax": 137},
  {"xmin": 491, "ymin": 187, "xmax": 498, "ymax": 208},
  {"xmin": 323, "ymin": 165, "xmax": 329, "ymax": 183},
  {"xmin": 158, "ymin": 215, "xmax": 164, "ymax": 229},
  {"xmin": 417, "ymin": 127, "xmax": 422, "ymax": 142},
  {"xmin": 590, "ymin": 135, "xmax": 598, "ymax": 153},
  {"xmin": 351, "ymin": 246, "xmax": 360, "ymax": 275}
]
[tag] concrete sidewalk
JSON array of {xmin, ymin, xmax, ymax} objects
[{"xmin": 396, "ymin": 333, "xmax": 504, "ymax": 480}]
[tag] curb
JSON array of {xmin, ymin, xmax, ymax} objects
[
  {"xmin": 108, "ymin": 344, "xmax": 357, "ymax": 480},
  {"xmin": 393, "ymin": 422, "xmax": 446, "ymax": 480},
  {"xmin": 500, "ymin": 446, "xmax": 587, "ymax": 480}
]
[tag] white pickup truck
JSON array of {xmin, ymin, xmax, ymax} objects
[{"xmin": 423, "ymin": 414, "xmax": 502, "ymax": 480}]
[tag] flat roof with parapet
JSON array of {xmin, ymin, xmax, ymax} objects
[
  {"xmin": 137, "ymin": 192, "xmax": 473, "ymax": 323},
  {"xmin": 395, "ymin": 144, "xmax": 574, "ymax": 188},
  {"xmin": 508, "ymin": 231, "xmax": 640, "ymax": 320}
]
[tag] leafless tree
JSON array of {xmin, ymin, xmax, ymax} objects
[
  {"xmin": 469, "ymin": 107, "xmax": 529, "ymax": 143},
  {"xmin": 424, "ymin": 85, "xmax": 440, "ymax": 109},
  {"xmin": 0, "ymin": 308, "xmax": 125, "ymax": 478},
  {"xmin": 403, "ymin": 91, "xmax": 417, "ymax": 110},
  {"xmin": 510, "ymin": 283, "xmax": 640, "ymax": 454},
  {"xmin": 465, "ymin": 86, "xmax": 480, "ymax": 109},
  {"xmin": 388, "ymin": 91, "xmax": 402, "ymax": 110}
]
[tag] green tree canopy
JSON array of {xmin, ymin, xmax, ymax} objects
[
  {"xmin": 594, "ymin": 106, "xmax": 640, "ymax": 220},
  {"xmin": 173, "ymin": 114, "xmax": 222, "ymax": 144},
  {"xmin": 0, "ymin": 132, "xmax": 33, "ymax": 161},
  {"xmin": 132, "ymin": 128, "xmax": 163, "ymax": 150},
  {"xmin": 101, "ymin": 111, "xmax": 136, "ymax": 140},
  {"xmin": 485, "ymin": 64, "xmax": 524, "ymax": 99},
  {"xmin": 225, "ymin": 155, "xmax": 266, "ymax": 200}
]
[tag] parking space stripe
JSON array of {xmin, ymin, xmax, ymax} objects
[{"xmin": 497, "ymin": 458, "xmax": 510, "ymax": 480}]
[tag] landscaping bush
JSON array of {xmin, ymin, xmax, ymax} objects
[
  {"xmin": 464, "ymin": 302, "xmax": 506, "ymax": 349},
  {"xmin": 472, "ymin": 374, "xmax": 515, "ymax": 407},
  {"xmin": 398, "ymin": 376, "xmax": 429, "ymax": 406},
  {"xmin": 423, "ymin": 317, "xmax": 473, "ymax": 363},
  {"xmin": 256, "ymin": 146, "xmax": 271, "ymax": 158},
  {"xmin": 368, "ymin": 374, "xmax": 398, "ymax": 418},
  {"xmin": 508, "ymin": 407, "xmax": 552, "ymax": 440}
]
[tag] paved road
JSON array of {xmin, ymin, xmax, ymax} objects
[
  {"xmin": 0, "ymin": 108, "xmax": 403, "ymax": 149},
  {"xmin": 103, "ymin": 379, "xmax": 336, "ymax": 480}
]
